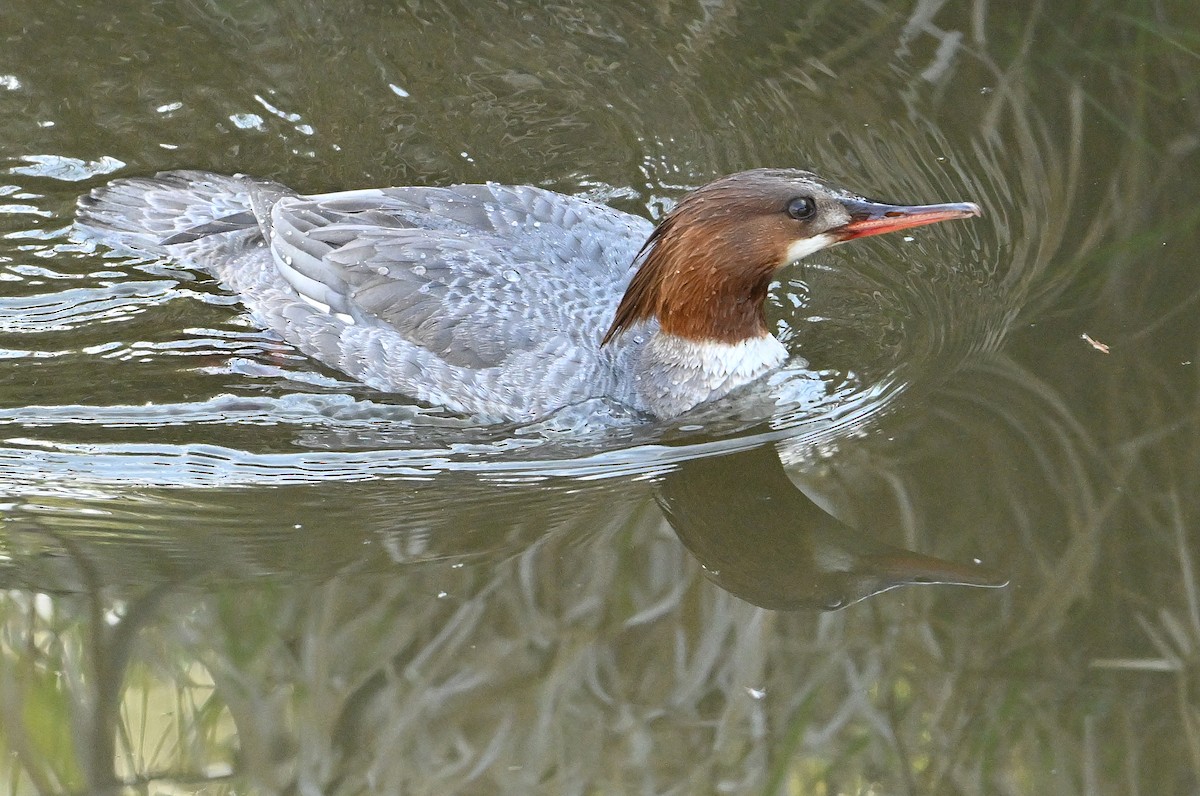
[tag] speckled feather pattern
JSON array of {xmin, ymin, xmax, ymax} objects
[
  {"xmin": 77, "ymin": 171, "xmax": 665, "ymax": 421},
  {"xmin": 635, "ymin": 335, "xmax": 789, "ymax": 418},
  {"xmin": 75, "ymin": 170, "xmax": 828, "ymax": 421}
]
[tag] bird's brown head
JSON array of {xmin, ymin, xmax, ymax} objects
[{"xmin": 601, "ymin": 168, "xmax": 981, "ymax": 346}]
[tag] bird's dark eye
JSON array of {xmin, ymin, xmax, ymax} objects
[{"xmin": 787, "ymin": 196, "xmax": 816, "ymax": 220}]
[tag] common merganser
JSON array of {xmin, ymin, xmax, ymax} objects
[{"xmin": 77, "ymin": 169, "xmax": 980, "ymax": 422}]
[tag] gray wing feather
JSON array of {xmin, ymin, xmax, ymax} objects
[
  {"xmin": 76, "ymin": 171, "xmax": 275, "ymax": 256},
  {"xmin": 267, "ymin": 184, "xmax": 651, "ymax": 371},
  {"xmin": 81, "ymin": 174, "xmax": 655, "ymax": 418}
]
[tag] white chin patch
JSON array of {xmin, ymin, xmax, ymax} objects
[{"xmin": 785, "ymin": 233, "xmax": 837, "ymax": 264}]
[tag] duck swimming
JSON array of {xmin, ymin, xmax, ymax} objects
[{"xmin": 77, "ymin": 168, "xmax": 980, "ymax": 422}]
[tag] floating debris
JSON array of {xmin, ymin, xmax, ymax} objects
[{"xmin": 1081, "ymin": 333, "xmax": 1110, "ymax": 354}]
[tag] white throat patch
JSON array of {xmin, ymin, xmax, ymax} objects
[
  {"xmin": 785, "ymin": 232, "xmax": 837, "ymax": 264},
  {"xmin": 635, "ymin": 333, "xmax": 789, "ymax": 418}
]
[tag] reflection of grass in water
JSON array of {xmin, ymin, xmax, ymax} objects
[
  {"xmin": 0, "ymin": 362, "xmax": 1194, "ymax": 792},
  {"xmin": 888, "ymin": 2, "xmax": 1200, "ymax": 789},
  {"xmin": 2, "ymin": 2, "xmax": 1200, "ymax": 796},
  {"xmin": 0, "ymin": 581, "xmax": 240, "ymax": 795},
  {"xmin": 1082, "ymin": 331, "xmax": 1200, "ymax": 785},
  {"xmin": 0, "ymin": 598, "xmax": 86, "ymax": 794},
  {"xmin": 767, "ymin": 2, "xmax": 1200, "ymax": 789},
  {"xmin": 1047, "ymin": 6, "xmax": 1200, "ymax": 784}
]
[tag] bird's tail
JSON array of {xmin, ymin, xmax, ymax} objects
[{"xmin": 75, "ymin": 170, "xmax": 267, "ymax": 258}]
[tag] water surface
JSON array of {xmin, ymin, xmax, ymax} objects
[{"xmin": 1, "ymin": 0, "xmax": 1198, "ymax": 793}]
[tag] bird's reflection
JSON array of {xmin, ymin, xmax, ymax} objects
[{"xmin": 656, "ymin": 443, "xmax": 1007, "ymax": 610}]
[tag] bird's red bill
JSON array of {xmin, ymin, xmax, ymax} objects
[{"xmin": 838, "ymin": 199, "xmax": 982, "ymax": 240}]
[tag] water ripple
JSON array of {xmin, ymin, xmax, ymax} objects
[{"xmin": 0, "ymin": 280, "xmax": 177, "ymax": 331}]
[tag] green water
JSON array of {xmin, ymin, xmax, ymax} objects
[{"xmin": 0, "ymin": 0, "xmax": 1198, "ymax": 793}]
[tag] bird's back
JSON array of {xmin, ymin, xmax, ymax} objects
[{"xmin": 78, "ymin": 171, "xmax": 656, "ymax": 421}]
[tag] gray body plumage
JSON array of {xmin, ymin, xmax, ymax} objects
[{"xmin": 77, "ymin": 171, "xmax": 670, "ymax": 422}]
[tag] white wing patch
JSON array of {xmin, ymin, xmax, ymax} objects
[{"xmin": 298, "ymin": 292, "xmax": 356, "ymax": 325}]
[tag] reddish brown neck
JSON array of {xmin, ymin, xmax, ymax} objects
[{"xmin": 603, "ymin": 215, "xmax": 781, "ymax": 345}]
